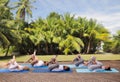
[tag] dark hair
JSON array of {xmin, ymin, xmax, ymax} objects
[
  {"xmin": 44, "ymin": 61, "xmax": 49, "ymax": 66},
  {"xmin": 64, "ymin": 66, "xmax": 70, "ymax": 71},
  {"xmin": 105, "ymin": 66, "xmax": 111, "ymax": 70}
]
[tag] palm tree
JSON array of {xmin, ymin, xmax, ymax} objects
[
  {"xmin": 0, "ymin": 20, "xmax": 22, "ymax": 56},
  {"xmin": 0, "ymin": 31, "xmax": 10, "ymax": 48},
  {"xmin": 14, "ymin": 0, "xmax": 35, "ymax": 21},
  {"xmin": 18, "ymin": 12, "xmax": 110, "ymax": 55},
  {"xmin": 112, "ymin": 30, "xmax": 120, "ymax": 54},
  {"xmin": 0, "ymin": 0, "xmax": 13, "ymax": 56},
  {"xmin": 26, "ymin": 18, "xmax": 46, "ymax": 54},
  {"xmin": 59, "ymin": 35, "xmax": 84, "ymax": 55},
  {"xmin": 82, "ymin": 19, "xmax": 110, "ymax": 54},
  {"xmin": 0, "ymin": 0, "xmax": 10, "ymax": 17},
  {"xmin": 8, "ymin": 0, "xmax": 36, "ymax": 54},
  {"xmin": 84, "ymin": 19, "xmax": 98, "ymax": 53}
]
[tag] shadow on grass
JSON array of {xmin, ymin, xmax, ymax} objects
[
  {"xmin": 0, "ymin": 56, "xmax": 13, "ymax": 60},
  {"xmin": 0, "ymin": 55, "xmax": 26, "ymax": 61}
]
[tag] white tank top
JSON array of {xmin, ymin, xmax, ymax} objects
[
  {"xmin": 33, "ymin": 60, "xmax": 44, "ymax": 67},
  {"xmin": 8, "ymin": 61, "xmax": 18, "ymax": 69},
  {"xmin": 52, "ymin": 65, "xmax": 64, "ymax": 71}
]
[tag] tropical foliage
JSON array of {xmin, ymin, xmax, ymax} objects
[
  {"xmin": 0, "ymin": 0, "xmax": 119, "ymax": 56},
  {"xmin": 111, "ymin": 30, "xmax": 120, "ymax": 54},
  {"xmin": 14, "ymin": 0, "xmax": 35, "ymax": 21}
]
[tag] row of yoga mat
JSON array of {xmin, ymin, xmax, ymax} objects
[{"xmin": 0, "ymin": 64, "xmax": 119, "ymax": 73}]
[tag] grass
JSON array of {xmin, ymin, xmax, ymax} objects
[{"xmin": 0, "ymin": 54, "xmax": 120, "ymax": 62}]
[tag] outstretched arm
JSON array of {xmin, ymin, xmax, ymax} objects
[
  {"xmin": 25, "ymin": 54, "xmax": 33, "ymax": 63},
  {"xmin": 48, "ymin": 55, "xmax": 58, "ymax": 64},
  {"xmin": 25, "ymin": 57, "xmax": 32, "ymax": 63},
  {"xmin": 25, "ymin": 50, "xmax": 37, "ymax": 63},
  {"xmin": 33, "ymin": 49, "xmax": 37, "ymax": 55},
  {"xmin": 53, "ymin": 55, "xmax": 58, "ymax": 59}
]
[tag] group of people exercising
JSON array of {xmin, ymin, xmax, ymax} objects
[
  {"xmin": 73, "ymin": 54, "xmax": 111, "ymax": 71},
  {"xmin": 1, "ymin": 50, "xmax": 111, "ymax": 72}
]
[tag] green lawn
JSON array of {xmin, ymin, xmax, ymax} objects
[{"xmin": 0, "ymin": 54, "xmax": 120, "ymax": 62}]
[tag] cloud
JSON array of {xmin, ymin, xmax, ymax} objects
[
  {"xmin": 74, "ymin": 11, "xmax": 120, "ymax": 34},
  {"xmin": 37, "ymin": 0, "xmax": 120, "ymax": 34},
  {"xmin": 108, "ymin": 5, "xmax": 120, "ymax": 11}
]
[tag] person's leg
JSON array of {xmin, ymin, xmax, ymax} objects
[
  {"xmin": 48, "ymin": 63, "xmax": 59, "ymax": 71},
  {"xmin": 73, "ymin": 58, "xmax": 79, "ymax": 62},
  {"xmin": 49, "ymin": 58, "xmax": 59, "ymax": 65},
  {"xmin": 88, "ymin": 64, "xmax": 102, "ymax": 71},
  {"xmin": 0, "ymin": 62, "xmax": 8, "ymax": 68},
  {"xmin": 31, "ymin": 60, "xmax": 38, "ymax": 66},
  {"xmin": 96, "ymin": 61, "xmax": 103, "ymax": 66},
  {"xmin": 9, "ymin": 64, "xmax": 19, "ymax": 70},
  {"xmin": 75, "ymin": 59, "xmax": 84, "ymax": 66}
]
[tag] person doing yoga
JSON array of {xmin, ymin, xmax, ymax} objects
[
  {"xmin": 47, "ymin": 55, "xmax": 70, "ymax": 72},
  {"xmin": 5, "ymin": 56, "xmax": 30, "ymax": 71},
  {"xmin": 73, "ymin": 54, "xmax": 85, "ymax": 66},
  {"xmin": 48, "ymin": 63, "xmax": 70, "ymax": 72},
  {"xmin": 26, "ymin": 50, "xmax": 48, "ymax": 67},
  {"xmin": 87, "ymin": 56, "xmax": 111, "ymax": 71},
  {"xmin": 47, "ymin": 55, "xmax": 58, "ymax": 65}
]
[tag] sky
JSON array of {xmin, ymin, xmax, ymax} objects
[{"xmin": 11, "ymin": 0, "xmax": 120, "ymax": 34}]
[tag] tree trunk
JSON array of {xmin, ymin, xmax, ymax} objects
[
  {"xmin": 50, "ymin": 44, "xmax": 53, "ymax": 54},
  {"xmin": 4, "ymin": 45, "xmax": 10, "ymax": 56},
  {"xmin": 20, "ymin": 8, "xmax": 25, "ymax": 21},
  {"xmin": 37, "ymin": 45, "xmax": 42, "ymax": 54},
  {"xmin": 86, "ymin": 37, "xmax": 92, "ymax": 54},
  {"xmin": 45, "ymin": 43, "xmax": 49, "ymax": 54}
]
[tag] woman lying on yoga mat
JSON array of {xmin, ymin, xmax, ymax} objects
[
  {"xmin": 5, "ymin": 56, "xmax": 30, "ymax": 71},
  {"xmin": 86, "ymin": 56, "xmax": 111, "ymax": 71},
  {"xmin": 73, "ymin": 54, "xmax": 85, "ymax": 66},
  {"xmin": 26, "ymin": 50, "xmax": 48, "ymax": 67},
  {"xmin": 48, "ymin": 63, "xmax": 70, "ymax": 72},
  {"xmin": 47, "ymin": 55, "xmax": 70, "ymax": 72},
  {"xmin": 88, "ymin": 64, "xmax": 111, "ymax": 71}
]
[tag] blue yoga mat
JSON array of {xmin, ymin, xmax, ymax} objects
[
  {"xmin": 76, "ymin": 68, "xmax": 119, "ymax": 73},
  {"xmin": 20, "ymin": 63, "xmax": 32, "ymax": 68},
  {"xmin": 0, "ymin": 68, "xmax": 29, "ymax": 73},
  {"xmin": 20, "ymin": 63, "xmax": 48, "ymax": 68},
  {"xmin": 62, "ymin": 64, "xmax": 87, "ymax": 69},
  {"xmin": 32, "ymin": 68, "xmax": 72, "ymax": 73}
]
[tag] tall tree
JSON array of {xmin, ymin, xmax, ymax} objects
[
  {"xmin": 112, "ymin": 30, "xmax": 120, "ymax": 54},
  {"xmin": 0, "ymin": 0, "xmax": 11, "ymax": 48},
  {"xmin": 15, "ymin": 12, "xmax": 110, "ymax": 55},
  {"xmin": 14, "ymin": 0, "xmax": 35, "ymax": 21},
  {"xmin": 59, "ymin": 35, "xmax": 84, "ymax": 55}
]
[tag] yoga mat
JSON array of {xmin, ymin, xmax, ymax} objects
[
  {"xmin": 20, "ymin": 63, "xmax": 48, "ymax": 68},
  {"xmin": 62, "ymin": 64, "xmax": 87, "ymax": 69},
  {"xmin": 20, "ymin": 63, "xmax": 32, "ymax": 68},
  {"xmin": 0, "ymin": 68, "xmax": 29, "ymax": 73},
  {"xmin": 32, "ymin": 68, "xmax": 72, "ymax": 73},
  {"xmin": 76, "ymin": 68, "xmax": 119, "ymax": 73}
]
